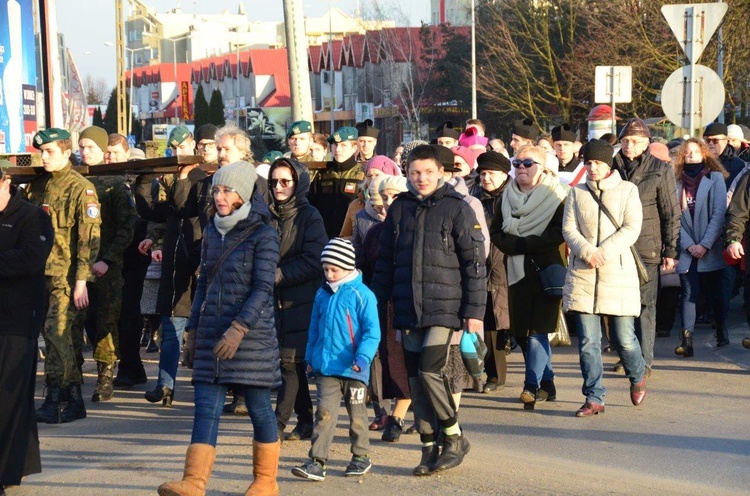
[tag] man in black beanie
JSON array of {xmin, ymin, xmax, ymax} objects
[
  {"xmin": 611, "ymin": 118, "xmax": 680, "ymax": 378},
  {"xmin": 194, "ymin": 124, "xmax": 218, "ymax": 164}
]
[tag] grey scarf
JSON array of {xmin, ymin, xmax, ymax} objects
[{"xmin": 213, "ymin": 202, "xmax": 252, "ymax": 236}]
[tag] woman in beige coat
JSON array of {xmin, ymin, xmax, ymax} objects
[{"xmin": 562, "ymin": 140, "xmax": 647, "ymax": 417}]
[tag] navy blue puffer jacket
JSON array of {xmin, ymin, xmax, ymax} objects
[{"xmin": 187, "ymin": 192, "xmax": 281, "ymax": 387}]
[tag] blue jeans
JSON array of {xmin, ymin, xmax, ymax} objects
[
  {"xmin": 157, "ymin": 316, "xmax": 186, "ymax": 389},
  {"xmin": 518, "ymin": 333, "xmax": 554, "ymax": 390},
  {"xmin": 191, "ymin": 382, "xmax": 278, "ymax": 446},
  {"xmin": 574, "ymin": 313, "xmax": 645, "ymax": 406}
]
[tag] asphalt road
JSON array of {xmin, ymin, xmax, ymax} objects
[{"xmin": 7, "ymin": 300, "xmax": 750, "ymax": 496}]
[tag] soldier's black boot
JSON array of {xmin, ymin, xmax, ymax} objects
[
  {"xmin": 92, "ymin": 361, "xmax": 115, "ymax": 402},
  {"xmin": 61, "ymin": 383, "xmax": 87, "ymax": 423},
  {"xmin": 675, "ymin": 330, "xmax": 694, "ymax": 357},
  {"xmin": 36, "ymin": 381, "xmax": 62, "ymax": 424},
  {"xmin": 412, "ymin": 444, "xmax": 439, "ymax": 476},
  {"xmin": 431, "ymin": 431, "xmax": 471, "ymax": 473}
]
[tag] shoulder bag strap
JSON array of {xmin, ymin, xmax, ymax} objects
[
  {"xmin": 585, "ymin": 185, "xmax": 621, "ymax": 230},
  {"xmin": 204, "ymin": 224, "xmax": 259, "ymax": 294}
]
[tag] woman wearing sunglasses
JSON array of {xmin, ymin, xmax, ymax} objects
[
  {"xmin": 562, "ymin": 140, "xmax": 647, "ymax": 417},
  {"xmin": 490, "ymin": 145, "xmax": 567, "ymax": 411},
  {"xmin": 267, "ymin": 158, "xmax": 328, "ymax": 444}
]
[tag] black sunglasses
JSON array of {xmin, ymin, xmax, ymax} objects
[
  {"xmin": 511, "ymin": 158, "xmax": 541, "ymax": 168},
  {"xmin": 270, "ymin": 178, "xmax": 294, "ymax": 188}
]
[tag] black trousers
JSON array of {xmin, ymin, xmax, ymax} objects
[
  {"xmin": 117, "ymin": 252, "xmax": 150, "ymax": 379},
  {"xmin": 275, "ymin": 351, "xmax": 313, "ymax": 427},
  {"xmin": 483, "ymin": 330, "xmax": 508, "ymax": 385}
]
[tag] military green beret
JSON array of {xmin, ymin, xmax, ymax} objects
[
  {"xmin": 33, "ymin": 128, "xmax": 71, "ymax": 149},
  {"xmin": 262, "ymin": 151, "xmax": 284, "ymax": 164},
  {"xmin": 328, "ymin": 126, "xmax": 358, "ymax": 144},
  {"xmin": 168, "ymin": 125, "xmax": 192, "ymax": 147},
  {"xmin": 286, "ymin": 120, "xmax": 312, "ymax": 139}
]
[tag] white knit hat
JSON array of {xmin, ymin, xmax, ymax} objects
[{"xmin": 321, "ymin": 238, "xmax": 356, "ymax": 270}]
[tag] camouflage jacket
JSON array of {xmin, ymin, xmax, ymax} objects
[
  {"xmin": 24, "ymin": 163, "xmax": 101, "ymax": 281},
  {"xmin": 86, "ymin": 174, "xmax": 135, "ymax": 267},
  {"xmin": 308, "ymin": 156, "xmax": 365, "ymax": 238}
]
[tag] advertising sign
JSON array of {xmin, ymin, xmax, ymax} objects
[
  {"xmin": 0, "ymin": 0, "xmax": 38, "ymax": 153},
  {"xmin": 181, "ymin": 82, "xmax": 190, "ymax": 120}
]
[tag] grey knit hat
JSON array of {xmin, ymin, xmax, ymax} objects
[
  {"xmin": 212, "ymin": 160, "xmax": 258, "ymax": 203},
  {"xmin": 321, "ymin": 237, "xmax": 356, "ymax": 270},
  {"xmin": 400, "ymin": 140, "xmax": 429, "ymax": 170}
]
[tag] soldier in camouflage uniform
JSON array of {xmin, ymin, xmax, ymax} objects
[
  {"xmin": 308, "ymin": 126, "xmax": 366, "ymax": 238},
  {"xmin": 24, "ymin": 128, "xmax": 101, "ymax": 424},
  {"xmin": 284, "ymin": 120, "xmax": 320, "ymax": 184},
  {"xmin": 74, "ymin": 126, "xmax": 135, "ymax": 402}
]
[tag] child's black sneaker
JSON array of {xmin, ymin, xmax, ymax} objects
[
  {"xmin": 292, "ymin": 459, "xmax": 326, "ymax": 481},
  {"xmin": 345, "ymin": 455, "xmax": 373, "ymax": 476}
]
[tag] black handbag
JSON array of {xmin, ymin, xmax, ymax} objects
[
  {"xmin": 585, "ymin": 186, "xmax": 650, "ymax": 284},
  {"xmin": 529, "ymin": 258, "xmax": 567, "ymax": 299}
]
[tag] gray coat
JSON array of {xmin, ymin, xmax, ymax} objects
[{"xmin": 677, "ymin": 171, "xmax": 728, "ymax": 274}]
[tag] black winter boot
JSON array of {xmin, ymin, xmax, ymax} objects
[
  {"xmin": 675, "ymin": 330, "xmax": 694, "ymax": 357},
  {"xmin": 36, "ymin": 382, "xmax": 62, "ymax": 424},
  {"xmin": 715, "ymin": 326, "xmax": 730, "ymax": 348},
  {"xmin": 61, "ymin": 383, "xmax": 87, "ymax": 423},
  {"xmin": 412, "ymin": 444, "xmax": 439, "ymax": 476},
  {"xmin": 381, "ymin": 416, "xmax": 404, "ymax": 442},
  {"xmin": 431, "ymin": 432, "xmax": 471, "ymax": 473},
  {"xmin": 92, "ymin": 361, "xmax": 115, "ymax": 402}
]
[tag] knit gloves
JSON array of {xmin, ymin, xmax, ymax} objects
[{"xmin": 213, "ymin": 321, "xmax": 249, "ymax": 360}]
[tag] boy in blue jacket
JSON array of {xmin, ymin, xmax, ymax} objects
[{"xmin": 292, "ymin": 238, "xmax": 381, "ymax": 481}]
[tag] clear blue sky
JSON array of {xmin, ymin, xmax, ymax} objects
[{"xmin": 57, "ymin": 0, "xmax": 431, "ymax": 89}]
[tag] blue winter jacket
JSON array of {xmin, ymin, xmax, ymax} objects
[
  {"xmin": 305, "ymin": 271, "xmax": 381, "ymax": 385},
  {"xmin": 188, "ymin": 192, "xmax": 281, "ymax": 387}
]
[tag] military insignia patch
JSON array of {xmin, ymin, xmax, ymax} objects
[
  {"xmin": 34, "ymin": 134, "xmax": 43, "ymax": 145},
  {"xmin": 292, "ymin": 126, "xmax": 300, "ymax": 135},
  {"xmin": 344, "ymin": 182, "xmax": 357, "ymax": 194},
  {"xmin": 334, "ymin": 134, "xmax": 342, "ymax": 143},
  {"xmin": 86, "ymin": 189, "xmax": 95, "ymax": 196},
  {"xmin": 86, "ymin": 203, "xmax": 100, "ymax": 219}
]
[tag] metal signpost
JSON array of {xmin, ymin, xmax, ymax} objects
[
  {"xmin": 660, "ymin": 3, "xmax": 728, "ymax": 135},
  {"xmin": 595, "ymin": 66, "xmax": 632, "ymax": 134}
]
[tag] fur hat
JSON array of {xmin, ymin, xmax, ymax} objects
[{"xmin": 618, "ymin": 118, "xmax": 651, "ymax": 139}]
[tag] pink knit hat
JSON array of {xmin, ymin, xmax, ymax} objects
[
  {"xmin": 458, "ymin": 126, "xmax": 489, "ymax": 148},
  {"xmin": 451, "ymin": 145, "xmax": 480, "ymax": 169},
  {"xmin": 365, "ymin": 155, "xmax": 400, "ymax": 176}
]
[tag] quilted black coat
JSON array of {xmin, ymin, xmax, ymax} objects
[{"xmin": 371, "ymin": 183, "xmax": 487, "ymax": 330}]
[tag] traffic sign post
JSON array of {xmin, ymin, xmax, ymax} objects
[
  {"xmin": 595, "ymin": 66, "xmax": 632, "ymax": 135},
  {"xmin": 661, "ymin": 3, "xmax": 728, "ymax": 136}
]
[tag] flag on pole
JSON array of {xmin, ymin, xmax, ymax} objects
[{"xmin": 66, "ymin": 48, "xmax": 88, "ymax": 132}]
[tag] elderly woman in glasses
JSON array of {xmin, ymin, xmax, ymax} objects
[
  {"xmin": 490, "ymin": 145, "xmax": 568, "ymax": 411},
  {"xmin": 562, "ymin": 140, "xmax": 647, "ymax": 417},
  {"xmin": 160, "ymin": 161, "xmax": 281, "ymax": 495},
  {"xmin": 267, "ymin": 157, "xmax": 328, "ymax": 443}
]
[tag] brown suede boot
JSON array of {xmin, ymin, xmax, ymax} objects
[
  {"xmin": 245, "ymin": 439, "xmax": 280, "ymax": 496},
  {"xmin": 158, "ymin": 443, "xmax": 216, "ymax": 496}
]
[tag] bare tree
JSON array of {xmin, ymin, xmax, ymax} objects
[{"xmin": 83, "ymin": 74, "xmax": 110, "ymax": 105}]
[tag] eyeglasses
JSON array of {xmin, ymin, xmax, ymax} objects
[
  {"xmin": 197, "ymin": 142, "xmax": 217, "ymax": 150},
  {"xmin": 211, "ymin": 186, "xmax": 237, "ymax": 196},
  {"xmin": 269, "ymin": 178, "xmax": 294, "ymax": 188},
  {"xmin": 705, "ymin": 137, "xmax": 727, "ymax": 144},
  {"xmin": 511, "ymin": 158, "xmax": 541, "ymax": 168}
]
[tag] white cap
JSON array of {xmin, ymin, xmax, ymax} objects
[{"xmin": 727, "ymin": 124, "xmax": 745, "ymax": 142}]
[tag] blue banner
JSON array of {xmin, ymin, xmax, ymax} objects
[{"xmin": 0, "ymin": 0, "xmax": 37, "ymax": 154}]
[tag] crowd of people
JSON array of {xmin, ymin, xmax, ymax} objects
[{"xmin": 3, "ymin": 113, "xmax": 750, "ymax": 495}]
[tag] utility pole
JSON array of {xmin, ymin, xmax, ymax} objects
[
  {"xmin": 283, "ymin": 0, "xmax": 313, "ymax": 123},
  {"xmin": 116, "ymin": 0, "xmax": 128, "ymax": 135}
]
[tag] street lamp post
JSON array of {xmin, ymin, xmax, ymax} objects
[{"xmin": 106, "ymin": 41, "xmax": 137, "ymax": 136}]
